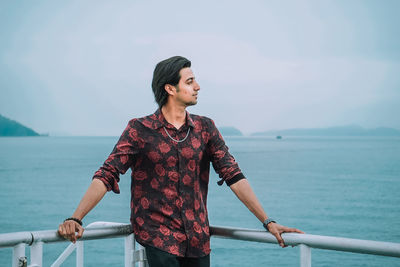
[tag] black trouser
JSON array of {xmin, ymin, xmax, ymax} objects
[{"xmin": 144, "ymin": 245, "xmax": 210, "ymax": 267}]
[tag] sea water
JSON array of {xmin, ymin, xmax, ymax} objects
[{"xmin": 0, "ymin": 136, "xmax": 399, "ymax": 266}]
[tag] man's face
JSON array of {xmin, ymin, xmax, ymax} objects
[{"xmin": 174, "ymin": 67, "xmax": 200, "ymax": 106}]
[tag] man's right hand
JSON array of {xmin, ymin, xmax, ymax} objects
[
  {"xmin": 58, "ymin": 220, "xmax": 84, "ymax": 243},
  {"xmin": 57, "ymin": 180, "xmax": 107, "ymax": 243}
]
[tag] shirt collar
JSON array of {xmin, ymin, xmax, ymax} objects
[{"xmin": 151, "ymin": 108, "xmax": 195, "ymax": 130}]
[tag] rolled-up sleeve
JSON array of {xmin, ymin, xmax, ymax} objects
[
  {"xmin": 93, "ymin": 120, "xmax": 138, "ymax": 193},
  {"xmin": 206, "ymin": 119, "xmax": 246, "ymax": 186}
]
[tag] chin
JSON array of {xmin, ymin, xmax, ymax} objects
[{"xmin": 186, "ymin": 101, "xmax": 197, "ymax": 107}]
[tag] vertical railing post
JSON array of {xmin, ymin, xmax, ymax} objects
[
  {"xmin": 136, "ymin": 242, "xmax": 147, "ymax": 267},
  {"xmin": 30, "ymin": 241, "xmax": 43, "ymax": 267},
  {"xmin": 300, "ymin": 244, "xmax": 311, "ymax": 267},
  {"xmin": 125, "ymin": 234, "xmax": 134, "ymax": 267},
  {"xmin": 13, "ymin": 243, "xmax": 26, "ymax": 267},
  {"xmin": 76, "ymin": 241, "xmax": 84, "ymax": 267}
]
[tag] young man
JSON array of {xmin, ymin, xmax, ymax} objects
[{"xmin": 58, "ymin": 56, "xmax": 303, "ymax": 267}]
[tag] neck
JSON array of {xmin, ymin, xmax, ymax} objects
[{"xmin": 161, "ymin": 103, "xmax": 187, "ymax": 129}]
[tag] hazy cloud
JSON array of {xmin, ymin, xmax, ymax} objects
[{"xmin": 1, "ymin": 0, "xmax": 399, "ymax": 135}]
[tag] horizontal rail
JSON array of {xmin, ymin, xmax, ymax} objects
[
  {"xmin": 1, "ymin": 223, "xmax": 400, "ymax": 259},
  {"xmin": 210, "ymin": 226, "xmax": 400, "ymax": 258},
  {"xmin": 0, "ymin": 222, "xmax": 132, "ymax": 248}
]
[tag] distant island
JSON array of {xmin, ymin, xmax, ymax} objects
[
  {"xmin": 219, "ymin": 126, "xmax": 243, "ymax": 136},
  {"xmin": 0, "ymin": 114, "xmax": 40, "ymax": 136},
  {"xmin": 252, "ymin": 125, "xmax": 400, "ymax": 137}
]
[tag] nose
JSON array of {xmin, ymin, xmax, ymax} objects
[{"xmin": 194, "ymin": 81, "xmax": 200, "ymax": 91}]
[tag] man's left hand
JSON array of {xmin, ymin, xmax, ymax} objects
[{"xmin": 267, "ymin": 223, "xmax": 304, "ymax": 248}]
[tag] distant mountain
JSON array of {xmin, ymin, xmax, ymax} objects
[
  {"xmin": 0, "ymin": 114, "xmax": 39, "ymax": 136},
  {"xmin": 252, "ymin": 125, "xmax": 400, "ymax": 137},
  {"xmin": 219, "ymin": 126, "xmax": 243, "ymax": 136}
]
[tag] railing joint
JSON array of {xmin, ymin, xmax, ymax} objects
[
  {"xmin": 28, "ymin": 233, "xmax": 34, "ymax": 246},
  {"xmin": 18, "ymin": 256, "xmax": 27, "ymax": 267}
]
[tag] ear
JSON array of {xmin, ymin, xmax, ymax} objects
[{"xmin": 164, "ymin": 84, "xmax": 176, "ymax": 96}]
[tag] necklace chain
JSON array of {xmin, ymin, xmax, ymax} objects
[{"xmin": 163, "ymin": 127, "xmax": 191, "ymax": 143}]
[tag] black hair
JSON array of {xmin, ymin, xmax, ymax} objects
[{"xmin": 151, "ymin": 56, "xmax": 191, "ymax": 107}]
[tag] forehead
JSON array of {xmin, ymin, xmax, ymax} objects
[{"xmin": 179, "ymin": 67, "xmax": 194, "ymax": 80}]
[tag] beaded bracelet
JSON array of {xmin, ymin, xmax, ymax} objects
[
  {"xmin": 64, "ymin": 217, "xmax": 83, "ymax": 226},
  {"xmin": 263, "ymin": 218, "xmax": 276, "ymax": 232}
]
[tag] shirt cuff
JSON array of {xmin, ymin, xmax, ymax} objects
[{"xmin": 219, "ymin": 173, "xmax": 246, "ymax": 186}]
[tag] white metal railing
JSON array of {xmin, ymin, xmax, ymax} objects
[
  {"xmin": 1, "ymin": 222, "xmax": 399, "ymax": 267},
  {"xmin": 210, "ymin": 226, "xmax": 400, "ymax": 266},
  {"xmin": 0, "ymin": 222, "xmax": 146, "ymax": 267}
]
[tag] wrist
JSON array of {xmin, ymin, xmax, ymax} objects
[
  {"xmin": 263, "ymin": 218, "xmax": 276, "ymax": 232},
  {"xmin": 64, "ymin": 217, "xmax": 83, "ymax": 226}
]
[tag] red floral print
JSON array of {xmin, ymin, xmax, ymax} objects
[
  {"xmin": 191, "ymin": 137, "xmax": 201, "ymax": 149},
  {"xmin": 202, "ymin": 226, "xmax": 209, "ymax": 235},
  {"xmin": 181, "ymin": 147, "xmax": 194, "ymax": 159},
  {"xmin": 190, "ymin": 236, "xmax": 199, "ymax": 248},
  {"xmin": 133, "ymin": 186, "xmax": 143, "ymax": 199},
  {"xmin": 141, "ymin": 197, "xmax": 149, "ymax": 209},
  {"xmin": 193, "ymin": 222, "xmax": 202, "ymax": 234},
  {"xmin": 168, "ymin": 245, "xmax": 180, "ymax": 255},
  {"xmin": 160, "ymin": 225, "xmax": 171, "ymax": 236},
  {"xmin": 175, "ymin": 197, "xmax": 183, "ymax": 209},
  {"xmin": 120, "ymin": 155, "xmax": 129, "ymax": 164},
  {"xmin": 167, "ymin": 171, "xmax": 179, "ymax": 182},
  {"xmin": 182, "ymin": 174, "xmax": 191, "ymax": 186},
  {"xmin": 116, "ymin": 140, "xmax": 131, "ymax": 152},
  {"xmin": 140, "ymin": 231, "xmax": 150, "ymax": 241},
  {"xmin": 187, "ymin": 160, "xmax": 196, "ymax": 172},
  {"xmin": 199, "ymin": 212, "xmax": 206, "ymax": 223},
  {"xmin": 150, "ymin": 178, "xmax": 159, "ymax": 189},
  {"xmin": 161, "ymin": 204, "xmax": 173, "ymax": 216},
  {"xmin": 148, "ymin": 151, "xmax": 161, "ymax": 162},
  {"xmin": 185, "ymin": 209, "xmax": 195, "ymax": 221},
  {"xmin": 166, "ymin": 156, "xmax": 177, "ymax": 167},
  {"xmin": 163, "ymin": 187, "xmax": 177, "ymax": 200},
  {"xmin": 194, "ymin": 181, "xmax": 200, "ymax": 193},
  {"xmin": 153, "ymin": 237, "xmax": 164, "ymax": 247},
  {"xmin": 93, "ymin": 109, "xmax": 245, "ymax": 257},
  {"xmin": 129, "ymin": 128, "xmax": 138, "ymax": 139},
  {"xmin": 150, "ymin": 212, "xmax": 164, "ymax": 223},
  {"xmin": 134, "ymin": 170, "xmax": 147, "ymax": 181},
  {"xmin": 194, "ymin": 200, "xmax": 200, "ymax": 210},
  {"xmin": 158, "ymin": 142, "xmax": 170, "ymax": 154},
  {"xmin": 155, "ymin": 164, "xmax": 166, "ymax": 176},
  {"xmin": 135, "ymin": 217, "xmax": 144, "ymax": 226},
  {"xmin": 173, "ymin": 232, "xmax": 186, "ymax": 243}
]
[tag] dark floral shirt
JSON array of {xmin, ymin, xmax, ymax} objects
[{"xmin": 93, "ymin": 109, "xmax": 245, "ymax": 257}]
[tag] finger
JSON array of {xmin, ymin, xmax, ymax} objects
[
  {"xmin": 76, "ymin": 226, "xmax": 84, "ymax": 239},
  {"xmin": 294, "ymin": 228, "xmax": 305, "ymax": 234},
  {"xmin": 272, "ymin": 232, "xmax": 286, "ymax": 248},
  {"xmin": 283, "ymin": 227, "xmax": 305, "ymax": 234},
  {"xmin": 62, "ymin": 226, "xmax": 72, "ymax": 241},
  {"xmin": 58, "ymin": 224, "xmax": 65, "ymax": 237},
  {"xmin": 66, "ymin": 223, "xmax": 76, "ymax": 243},
  {"xmin": 62, "ymin": 224, "xmax": 70, "ymax": 239},
  {"xmin": 69, "ymin": 223, "xmax": 78, "ymax": 243}
]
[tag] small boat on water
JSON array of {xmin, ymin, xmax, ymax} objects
[{"xmin": 276, "ymin": 135, "xmax": 282, "ymax": 140}]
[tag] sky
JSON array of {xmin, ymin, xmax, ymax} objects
[{"xmin": 0, "ymin": 0, "xmax": 399, "ymax": 136}]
